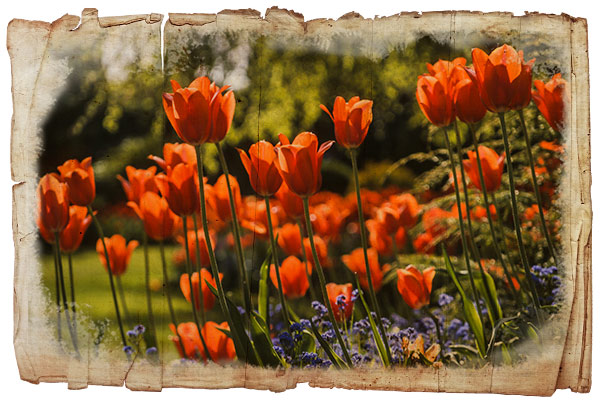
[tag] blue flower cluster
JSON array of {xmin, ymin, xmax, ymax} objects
[{"xmin": 531, "ymin": 265, "xmax": 562, "ymax": 307}]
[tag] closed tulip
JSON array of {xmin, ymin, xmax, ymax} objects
[
  {"xmin": 209, "ymin": 174, "xmax": 242, "ymax": 223},
  {"xmin": 277, "ymin": 223, "xmax": 302, "ymax": 256},
  {"xmin": 237, "ymin": 140, "xmax": 283, "ymax": 196},
  {"xmin": 302, "ymin": 235, "xmax": 331, "ymax": 268},
  {"xmin": 396, "ymin": 265, "xmax": 436, "ymax": 310},
  {"xmin": 275, "ymin": 181, "xmax": 304, "ymax": 220},
  {"xmin": 200, "ymin": 321, "xmax": 236, "ymax": 362},
  {"xmin": 326, "ymin": 283, "xmax": 354, "ymax": 321},
  {"xmin": 274, "ymin": 132, "xmax": 334, "ymax": 198},
  {"xmin": 38, "ymin": 205, "xmax": 92, "ymax": 253},
  {"xmin": 170, "ymin": 322, "xmax": 202, "ymax": 359},
  {"xmin": 149, "ymin": 142, "xmax": 197, "ymax": 171},
  {"xmin": 454, "ymin": 76, "xmax": 487, "ymax": 124},
  {"xmin": 341, "ymin": 247, "xmax": 384, "ymax": 292},
  {"xmin": 462, "ymin": 146, "xmax": 505, "ymax": 193},
  {"xmin": 58, "ymin": 157, "xmax": 96, "ymax": 206},
  {"xmin": 37, "ymin": 173, "xmax": 70, "ymax": 233},
  {"xmin": 117, "ymin": 166, "xmax": 159, "ymax": 204},
  {"xmin": 96, "ymin": 234, "xmax": 138, "ymax": 276},
  {"xmin": 180, "ymin": 269, "xmax": 221, "ymax": 311},
  {"xmin": 532, "ymin": 73, "xmax": 568, "ymax": 132},
  {"xmin": 177, "ymin": 229, "xmax": 216, "ymax": 267},
  {"xmin": 269, "ymin": 255, "xmax": 312, "ymax": 299},
  {"xmin": 469, "ymin": 44, "xmax": 535, "ymax": 113},
  {"xmin": 388, "ymin": 193, "xmax": 420, "ymax": 228},
  {"xmin": 162, "ymin": 77, "xmax": 235, "ymax": 145},
  {"xmin": 155, "ymin": 163, "xmax": 199, "ymax": 216},
  {"xmin": 320, "ymin": 96, "xmax": 373, "ymax": 149},
  {"xmin": 128, "ymin": 191, "xmax": 178, "ymax": 241}
]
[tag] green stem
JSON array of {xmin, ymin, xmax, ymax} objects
[
  {"xmin": 67, "ymin": 252, "xmax": 77, "ymax": 337},
  {"xmin": 52, "ymin": 237, "xmax": 62, "ymax": 343},
  {"xmin": 303, "ymin": 198, "xmax": 353, "ymax": 367},
  {"xmin": 182, "ymin": 217, "xmax": 212, "ymax": 362},
  {"xmin": 191, "ymin": 214, "xmax": 207, "ymax": 326},
  {"xmin": 116, "ymin": 276, "xmax": 130, "ymax": 325},
  {"xmin": 142, "ymin": 231, "xmax": 158, "ymax": 349},
  {"xmin": 264, "ymin": 196, "xmax": 291, "ymax": 326},
  {"xmin": 88, "ymin": 206, "xmax": 127, "ymax": 347},
  {"xmin": 442, "ymin": 128, "xmax": 485, "ymax": 327},
  {"xmin": 296, "ymin": 218, "xmax": 316, "ymax": 302},
  {"xmin": 215, "ymin": 142, "xmax": 252, "ymax": 313},
  {"xmin": 517, "ymin": 110, "xmax": 558, "ymax": 266},
  {"xmin": 467, "ymin": 123, "xmax": 521, "ymax": 305},
  {"xmin": 497, "ymin": 113, "xmax": 542, "ymax": 312},
  {"xmin": 348, "ymin": 149, "xmax": 392, "ymax": 363},
  {"xmin": 53, "ymin": 233, "xmax": 79, "ymax": 357},
  {"xmin": 426, "ymin": 307, "xmax": 444, "ymax": 356}
]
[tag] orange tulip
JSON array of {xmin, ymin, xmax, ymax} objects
[
  {"xmin": 413, "ymin": 232, "xmax": 435, "ymax": 255},
  {"xmin": 209, "ymin": 174, "xmax": 242, "ymax": 222},
  {"xmin": 388, "ymin": 193, "xmax": 420, "ymax": 228},
  {"xmin": 396, "ymin": 265, "xmax": 436, "ymax": 310},
  {"xmin": 375, "ymin": 203, "xmax": 401, "ymax": 234},
  {"xmin": 240, "ymin": 196, "xmax": 278, "ymax": 239},
  {"xmin": 128, "ymin": 191, "xmax": 178, "ymax": 241},
  {"xmin": 341, "ymin": 247, "xmax": 384, "ymax": 292},
  {"xmin": 57, "ymin": 157, "xmax": 95, "ymax": 206},
  {"xmin": 274, "ymin": 132, "xmax": 334, "ymax": 197},
  {"xmin": 155, "ymin": 163, "xmax": 199, "ymax": 216},
  {"xmin": 38, "ymin": 205, "xmax": 92, "ymax": 253},
  {"xmin": 170, "ymin": 322, "xmax": 203, "ymax": 359},
  {"xmin": 462, "ymin": 146, "xmax": 505, "ymax": 193},
  {"xmin": 366, "ymin": 219, "xmax": 393, "ymax": 256},
  {"xmin": 237, "ymin": 140, "xmax": 283, "ymax": 196},
  {"xmin": 37, "ymin": 173, "xmax": 70, "ymax": 233},
  {"xmin": 200, "ymin": 321, "xmax": 236, "ymax": 362},
  {"xmin": 469, "ymin": 44, "xmax": 534, "ymax": 113},
  {"xmin": 302, "ymin": 235, "xmax": 331, "ymax": 268},
  {"xmin": 532, "ymin": 73, "xmax": 568, "ymax": 132},
  {"xmin": 96, "ymin": 234, "xmax": 138, "ymax": 276},
  {"xmin": 275, "ymin": 181, "xmax": 304, "ymax": 220},
  {"xmin": 471, "ymin": 205, "xmax": 497, "ymax": 221},
  {"xmin": 162, "ymin": 77, "xmax": 235, "ymax": 145},
  {"xmin": 454, "ymin": 76, "xmax": 487, "ymax": 124},
  {"xmin": 117, "ymin": 166, "xmax": 159, "ymax": 204},
  {"xmin": 179, "ymin": 269, "xmax": 221, "ymax": 311},
  {"xmin": 320, "ymin": 96, "xmax": 373, "ymax": 149},
  {"xmin": 177, "ymin": 229, "xmax": 216, "ymax": 267},
  {"xmin": 309, "ymin": 202, "xmax": 346, "ymax": 244},
  {"xmin": 149, "ymin": 142, "xmax": 197, "ymax": 170},
  {"xmin": 326, "ymin": 283, "xmax": 354, "ymax": 321},
  {"xmin": 277, "ymin": 223, "xmax": 302, "ymax": 256},
  {"xmin": 269, "ymin": 255, "xmax": 312, "ymax": 299}
]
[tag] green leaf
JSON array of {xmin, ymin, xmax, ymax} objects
[
  {"xmin": 299, "ymin": 329, "xmax": 316, "ymax": 354},
  {"xmin": 309, "ymin": 319, "xmax": 347, "ymax": 369},
  {"xmin": 250, "ymin": 312, "xmax": 284, "ymax": 367},
  {"xmin": 258, "ymin": 251, "xmax": 272, "ymax": 322},
  {"xmin": 474, "ymin": 271, "xmax": 503, "ymax": 326},
  {"xmin": 442, "ymin": 246, "xmax": 486, "ymax": 358}
]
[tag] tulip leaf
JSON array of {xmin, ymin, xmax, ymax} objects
[
  {"xmin": 258, "ymin": 251, "xmax": 272, "ymax": 322},
  {"xmin": 250, "ymin": 312, "xmax": 285, "ymax": 368},
  {"xmin": 299, "ymin": 329, "xmax": 316, "ymax": 354},
  {"xmin": 309, "ymin": 319, "xmax": 346, "ymax": 369},
  {"xmin": 442, "ymin": 246, "xmax": 486, "ymax": 358},
  {"xmin": 474, "ymin": 271, "xmax": 503, "ymax": 326}
]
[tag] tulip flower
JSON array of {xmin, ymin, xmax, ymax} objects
[
  {"xmin": 388, "ymin": 193, "xmax": 420, "ymax": 228},
  {"xmin": 275, "ymin": 181, "xmax": 304, "ymax": 220},
  {"xmin": 57, "ymin": 157, "xmax": 95, "ymax": 206},
  {"xmin": 375, "ymin": 203, "xmax": 401, "ymax": 234},
  {"xmin": 180, "ymin": 269, "xmax": 221, "ymax": 311},
  {"xmin": 200, "ymin": 321, "xmax": 236, "ymax": 362},
  {"xmin": 302, "ymin": 235, "xmax": 331, "ymax": 268},
  {"xmin": 37, "ymin": 173, "xmax": 70, "ymax": 233},
  {"xmin": 269, "ymin": 255, "xmax": 312, "ymax": 299},
  {"xmin": 237, "ymin": 141, "xmax": 283, "ymax": 196},
  {"xmin": 396, "ymin": 265, "xmax": 436, "ymax": 310},
  {"xmin": 532, "ymin": 73, "xmax": 568, "ymax": 132},
  {"xmin": 454, "ymin": 76, "xmax": 487, "ymax": 124},
  {"xmin": 96, "ymin": 234, "xmax": 138, "ymax": 276},
  {"xmin": 326, "ymin": 283, "xmax": 354, "ymax": 321},
  {"xmin": 177, "ymin": 229, "xmax": 216, "ymax": 267},
  {"xmin": 469, "ymin": 44, "xmax": 535, "ymax": 113},
  {"xmin": 155, "ymin": 163, "xmax": 199, "ymax": 216},
  {"xmin": 462, "ymin": 146, "xmax": 505, "ymax": 193},
  {"xmin": 209, "ymin": 174, "xmax": 242, "ymax": 223},
  {"xmin": 128, "ymin": 191, "xmax": 178, "ymax": 241},
  {"xmin": 170, "ymin": 322, "xmax": 202, "ymax": 359},
  {"xmin": 149, "ymin": 142, "xmax": 197, "ymax": 171},
  {"xmin": 413, "ymin": 232, "xmax": 435, "ymax": 255},
  {"xmin": 273, "ymin": 132, "xmax": 334, "ymax": 198},
  {"xmin": 320, "ymin": 96, "xmax": 373, "ymax": 149},
  {"xmin": 366, "ymin": 219, "xmax": 393, "ymax": 256},
  {"xmin": 54, "ymin": 206, "xmax": 92, "ymax": 253},
  {"xmin": 162, "ymin": 77, "xmax": 235, "ymax": 145},
  {"xmin": 117, "ymin": 166, "xmax": 159, "ymax": 204},
  {"xmin": 240, "ymin": 196, "xmax": 278, "ymax": 239},
  {"xmin": 277, "ymin": 223, "xmax": 302, "ymax": 256},
  {"xmin": 341, "ymin": 247, "xmax": 384, "ymax": 292}
]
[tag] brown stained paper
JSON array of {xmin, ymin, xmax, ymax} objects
[{"xmin": 8, "ymin": 7, "xmax": 591, "ymax": 394}]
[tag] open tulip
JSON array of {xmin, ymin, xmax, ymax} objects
[
  {"xmin": 341, "ymin": 247, "xmax": 384, "ymax": 292},
  {"xmin": 37, "ymin": 173, "xmax": 70, "ymax": 233},
  {"xmin": 162, "ymin": 77, "xmax": 236, "ymax": 145},
  {"xmin": 320, "ymin": 96, "xmax": 373, "ymax": 149},
  {"xmin": 396, "ymin": 265, "xmax": 436, "ymax": 310},
  {"xmin": 58, "ymin": 157, "xmax": 95, "ymax": 206},
  {"xmin": 155, "ymin": 163, "xmax": 199, "ymax": 216},
  {"xmin": 274, "ymin": 132, "xmax": 334, "ymax": 198},
  {"xmin": 149, "ymin": 142, "xmax": 197, "ymax": 171},
  {"xmin": 532, "ymin": 73, "xmax": 568, "ymax": 132},
  {"xmin": 326, "ymin": 283, "xmax": 354, "ymax": 321},
  {"xmin": 96, "ymin": 234, "xmax": 138, "ymax": 276},
  {"xmin": 462, "ymin": 146, "xmax": 505, "ymax": 193},
  {"xmin": 128, "ymin": 191, "xmax": 178, "ymax": 241},
  {"xmin": 469, "ymin": 44, "xmax": 535, "ymax": 113},
  {"xmin": 180, "ymin": 269, "xmax": 221, "ymax": 311},
  {"xmin": 237, "ymin": 140, "xmax": 283, "ymax": 196},
  {"xmin": 117, "ymin": 166, "xmax": 159, "ymax": 204},
  {"xmin": 269, "ymin": 255, "xmax": 312, "ymax": 299}
]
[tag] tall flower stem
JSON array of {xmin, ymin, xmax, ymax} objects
[
  {"xmin": 425, "ymin": 308, "xmax": 444, "ymax": 355},
  {"xmin": 53, "ymin": 233, "xmax": 80, "ymax": 357},
  {"xmin": 52, "ymin": 245, "xmax": 62, "ymax": 343},
  {"xmin": 190, "ymin": 214, "xmax": 207, "ymax": 326},
  {"xmin": 296, "ymin": 218, "xmax": 317, "ymax": 301},
  {"xmin": 116, "ymin": 276, "xmax": 130, "ymax": 325},
  {"xmin": 467, "ymin": 123, "xmax": 521, "ymax": 305},
  {"xmin": 264, "ymin": 196, "xmax": 291, "ymax": 326},
  {"xmin": 142, "ymin": 231, "xmax": 158, "ymax": 349},
  {"xmin": 442, "ymin": 129, "xmax": 485, "ymax": 327},
  {"xmin": 497, "ymin": 113, "xmax": 542, "ymax": 312},
  {"xmin": 67, "ymin": 253, "xmax": 78, "ymax": 337},
  {"xmin": 88, "ymin": 206, "xmax": 127, "ymax": 347},
  {"xmin": 517, "ymin": 110, "xmax": 558, "ymax": 265},
  {"xmin": 215, "ymin": 142, "xmax": 252, "ymax": 313},
  {"xmin": 182, "ymin": 216, "xmax": 212, "ymax": 362},
  {"xmin": 454, "ymin": 121, "xmax": 497, "ymax": 322},
  {"xmin": 348, "ymin": 149, "xmax": 392, "ymax": 363},
  {"xmin": 303, "ymin": 198, "xmax": 353, "ymax": 367}
]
